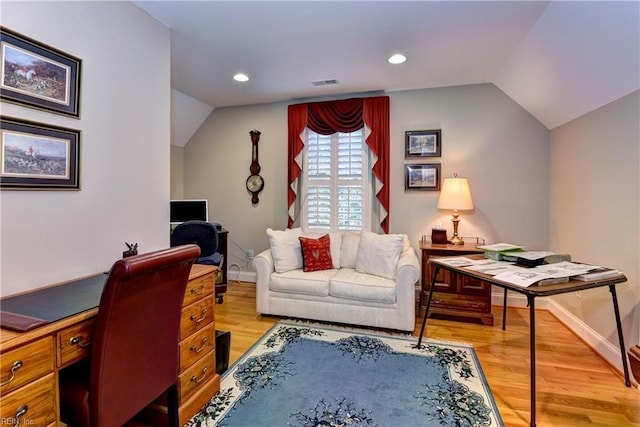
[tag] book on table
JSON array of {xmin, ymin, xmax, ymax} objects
[
  {"xmin": 571, "ymin": 267, "xmax": 622, "ymax": 281},
  {"xmin": 476, "ymin": 243, "xmax": 524, "ymax": 261}
]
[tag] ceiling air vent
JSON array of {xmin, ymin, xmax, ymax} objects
[{"xmin": 311, "ymin": 79, "xmax": 339, "ymax": 87}]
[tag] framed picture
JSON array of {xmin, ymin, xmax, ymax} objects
[
  {"xmin": 405, "ymin": 163, "xmax": 440, "ymax": 191},
  {"xmin": 1, "ymin": 116, "xmax": 81, "ymax": 190},
  {"xmin": 1, "ymin": 27, "xmax": 82, "ymax": 118},
  {"xmin": 405, "ymin": 129, "xmax": 441, "ymax": 158}
]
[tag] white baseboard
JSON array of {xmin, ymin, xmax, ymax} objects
[
  {"xmin": 491, "ymin": 291, "xmax": 625, "ymax": 375},
  {"xmin": 546, "ymin": 298, "xmax": 625, "ymax": 374},
  {"xmin": 228, "ymin": 270, "xmax": 256, "ymax": 283}
]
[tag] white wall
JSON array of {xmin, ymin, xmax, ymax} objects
[
  {"xmin": 180, "ymin": 83, "xmax": 550, "ymax": 270},
  {"xmin": 170, "ymin": 145, "xmax": 185, "ymax": 199},
  {"xmin": 1, "ymin": 1, "xmax": 171, "ymax": 296},
  {"xmin": 550, "ymin": 90, "xmax": 640, "ymax": 361}
]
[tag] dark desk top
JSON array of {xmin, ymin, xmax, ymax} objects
[
  {"xmin": 429, "ymin": 255, "xmax": 627, "ymax": 297},
  {"xmin": 1, "ymin": 273, "xmax": 107, "ymax": 330}
]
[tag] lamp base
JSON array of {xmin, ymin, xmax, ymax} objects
[
  {"xmin": 449, "ymin": 210, "xmax": 464, "ymax": 245},
  {"xmin": 449, "ymin": 236, "xmax": 464, "ymax": 245}
]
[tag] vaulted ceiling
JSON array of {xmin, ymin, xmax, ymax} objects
[{"xmin": 133, "ymin": 0, "xmax": 639, "ymax": 144}]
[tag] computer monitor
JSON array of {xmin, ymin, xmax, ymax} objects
[{"xmin": 170, "ymin": 199, "xmax": 208, "ymax": 225}]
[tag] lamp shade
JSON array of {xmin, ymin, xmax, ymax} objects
[{"xmin": 437, "ymin": 177, "xmax": 474, "ymax": 211}]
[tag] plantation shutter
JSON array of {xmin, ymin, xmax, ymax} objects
[{"xmin": 304, "ymin": 128, "xmax": 367, "ymax": 231}]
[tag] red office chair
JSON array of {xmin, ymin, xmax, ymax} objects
[{"xmin": 59, "ymin": 244, "xmax": 200, "ymax": 427}]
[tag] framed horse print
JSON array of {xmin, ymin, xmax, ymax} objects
[
  {"xmin": 1, "ymin": 116, "xmax": 81, "ymax": 190},
  {"xmin": 1, "ymin": 27, "xmax": 82, "ymax": 118}
]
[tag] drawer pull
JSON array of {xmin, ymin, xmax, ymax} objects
[
  {"xmin": 433, "ymin": 299, "xmax": 444, "ymax": 304},
  {"xmin": 70, "ymin": 336, "xmax": 93, "ymax": 348},
  {"xmin": 190, "ymin": 366, "xmax": 208, "ymax": 384},
  {"xmin": 190, "ymin": 308, "xmax": 207, "ymax": 323},
  {"xmin": 469, "ymin": 303, "xmax": 481, "ymax": 308},
  {"xmin": 0, "ymin": 360, "xmax": 23, "ymax": 386},
  {"xmin": 15, "ymin": 404, "xmax": 28, "ymax": 425},
  {"xmin": 190, "ymin": 282, "xmax": 207, "ymax": 295},
  {"xmin": 190, "ymin": 337, "xmax": 209, "ymax": 353}
]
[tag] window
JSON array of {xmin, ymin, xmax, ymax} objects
[{"xmin": 302, "ymin": 128, "xmax": 370, "ymax": 231}]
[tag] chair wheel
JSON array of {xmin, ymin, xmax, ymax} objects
[{"xmin": 217, "ymin": 295, "xmax": 224, "ymax": 304}]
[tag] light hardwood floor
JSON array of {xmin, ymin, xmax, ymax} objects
[{"xmin": 215, "ymin": 282, "xmax": 639, "ymax": 426}]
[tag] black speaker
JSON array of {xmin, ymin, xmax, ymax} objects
[{"xmin": 216, "ymin": 330, "xmax": 231, "ymax": 374}]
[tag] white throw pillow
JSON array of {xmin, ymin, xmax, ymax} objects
[
  {"xmin": 340, "ymin": 231, "xmax": 361, "ymax": 269},
  {"xmin": 355, "ymin": 231, "xmax": 405, "ymax": 279},
  {"xmin": 266, "ymin": 228, "xmax": 303, "ymax": 273}
]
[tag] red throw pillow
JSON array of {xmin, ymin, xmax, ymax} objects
[{"xmin": 298, "ymin": 234, "xmax": 333, "ymax": 272}]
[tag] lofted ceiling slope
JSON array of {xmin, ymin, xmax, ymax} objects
[{"xmin": 133, "ymin": 0, "xmax": 639, "ymax": 139}]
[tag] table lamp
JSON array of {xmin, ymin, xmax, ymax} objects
[{"xmin": 437, "ymin": 173, "xmax": 474, "ymax": 245}]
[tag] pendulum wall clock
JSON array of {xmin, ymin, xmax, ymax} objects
[{"xmin": 246, "ymin": 130, "xmax": 264, "ymax": 204}]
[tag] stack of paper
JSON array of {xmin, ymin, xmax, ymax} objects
[
  {"xmin": 433, "ymin": 257, "xmax": 476, "ymax": 267},
  {"xmin": 463, "ymin": 259, "xmax": 520, "ymax": 276}
]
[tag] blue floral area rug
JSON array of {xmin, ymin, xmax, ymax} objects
[{"xmin": 187, "ymin": 321, "xmax": 503, "ymax": 427}]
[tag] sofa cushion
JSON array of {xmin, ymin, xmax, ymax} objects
[
  {"xmin": 355, "ymin": 231, "xmax": 404, "ymax": 279},
  {"xmin": 330, "ymin": 268, "xmax": 397, "ymax": 304},
  {"xmin": 267, "ymin": 228, "xmax": 303, "ymax": 273},
  {"xmin": 301, "ymin": 231, "xmax": 343, "ymax": 269},
  {"xmin": 269, "ymin": 269, "xmax": 335, "ymax": 296},
  {"xmin": 299, "ymin": 234, "xmax": 333, "ymax": 272},
  {"xmin": 339, "ymin": 231, "xmax": 361, "ymax": 268}
]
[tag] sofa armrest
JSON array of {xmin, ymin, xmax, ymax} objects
[
  {"xmin": 253, "ymin": 249, "xmax": 274, "ymax": 313},
  {"xmin": 396, "ymin": 247, "xmax": 421, "ymax": 290}
]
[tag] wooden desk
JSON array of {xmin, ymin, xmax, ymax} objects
[
  {"xmin": 0, "ymin": 264, "xmax": 220, "ymax": 426},
  {"xmin": 417, "ymin": 255, "xmax": 631, "ymax": 427}
]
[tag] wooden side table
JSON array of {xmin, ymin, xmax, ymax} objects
[{"xmin": 419, "ymin": 242, "xmax": 494, "ymax": 325}]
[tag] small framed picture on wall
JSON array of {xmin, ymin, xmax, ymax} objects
[
  {"xmin": 404, "ymin": 163, "xmax": 440, "ymax": 191},
  {"xmin": 1, "ymin": 116, "xmax": 81, "ymax": 190},
  {"xmin": 405, "ymin": 129, "xmax": 441, "ymax": 158}
]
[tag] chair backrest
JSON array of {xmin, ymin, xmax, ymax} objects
[
  {"xmin": 89, "ymin": 244, "xmax": 200, "ymax": 427},
  {"xmin": 171, "ymin": 220, "xmax": 219, "ymax": 257}
]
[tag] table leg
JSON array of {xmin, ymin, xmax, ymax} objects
[
  {"xmin": 609, "ymin": 285, "xmax": 631, "ymax": 387},
  {"xmin": 502, "ymin": 288, "xmax": 508, "ymax": 330},
  {"xmin": 417, "ymin": 265, "xmax": 440, "ymax": 347},
  {"xmin": 528, "ymin": 294, "xmax": 537, "ymax": 427}
]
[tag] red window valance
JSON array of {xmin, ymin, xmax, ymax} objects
[{"xmin": 287, "ymin": 96, "xmax": 390, "ymax": 233}]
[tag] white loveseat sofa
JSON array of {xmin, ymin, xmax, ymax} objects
[{"xmin": 254, "ymin": 228, "xmax": 421, "ymax": 331}]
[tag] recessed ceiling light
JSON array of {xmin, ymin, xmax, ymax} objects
[
  {"xmin": 233, "ymin": 73, "xmax": 249, "ymax": 82},
  {"xmin": 387, "ymin": 54, "xmax": 407, "ymax": 65}
]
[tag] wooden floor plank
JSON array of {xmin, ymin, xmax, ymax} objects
[{"xmin": 215, "ymin": 282, "xmax": 640, "ymax": 426}]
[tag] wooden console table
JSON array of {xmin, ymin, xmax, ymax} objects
[
  {"xmin": 417, "ymin": 254, "xmax": 631, "ymax": 427},
  {"xmin": 419, "ymin": 243, "xmax": 493, "ymax": 325},
  {"xmin": 0, "ymin": 264, "xmax": 220, "ymax": 426}
]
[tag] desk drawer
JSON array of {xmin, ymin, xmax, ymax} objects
[
  {"xmin": 180, "ymin": 298, "xmax": 214, "ymax": 340},
  {"xmin": 178, "ymin": 374, "xmax": 220, "ymax": 426},
  {"xmin": 179, "ymin": 350, "xmax": 214, "ymax": 403},
  {"xmin": 179, "ymin": 323, "xmax": 215, "ymax": 372},
  {"xmin": 183, "ymin": 274, "xmax": 214, "ymax": 307},
  {"xmin": 0, "ymin": 373, "xmax": 57, "ymax": 426},
  {"xmin": 430, "ymin": 292, "xmax": 490, "ymax": 312},
  {"xmin": 57, "ymin": 319, "xmax": 96, "ymax": 368},
  {"xmin": 1, "ymin": 337, "xmax": 53, "ymax": 395}
]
